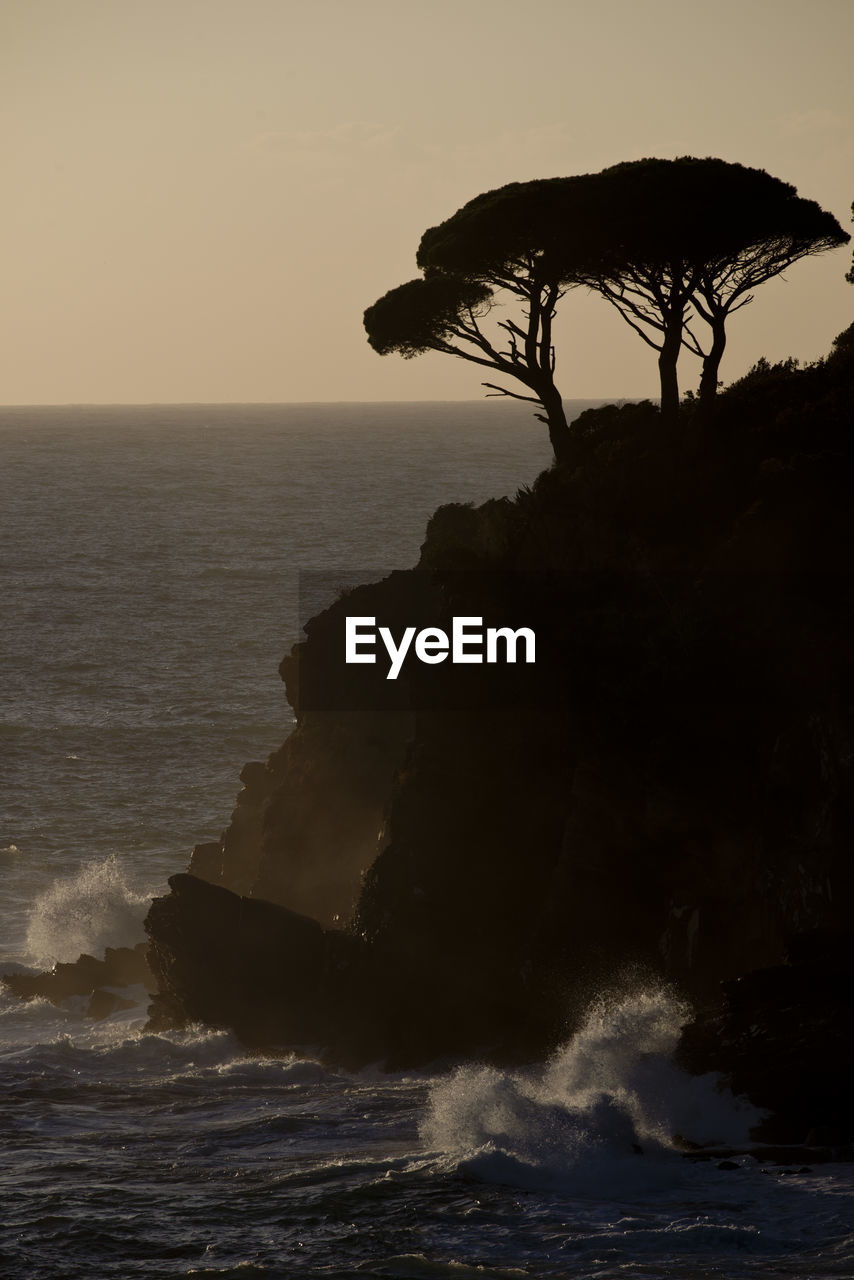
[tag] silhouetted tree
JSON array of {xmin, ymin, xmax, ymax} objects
[
  {"xmin": 574, "ymin": 158, "xmax": 849, "ymax": 415},
  {"xmin": 847, "ymin": 202, "xmax": 854, "ymax": 285},
  {"xmin": 365, "ymin": 160, "xmax": 848, "ymax": 448},
  {"xmin": 364, "ymin": 182, "xmax": 590, "ymax": 462}
]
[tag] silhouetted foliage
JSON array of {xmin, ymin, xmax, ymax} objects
[
  {"xmin": 365, "ymin": 159, "xmax": 848, "ymax": 454},
  {"xmin": 829, "ymin": 320, "xmax": 854, "ymax": 366},
  {"xmin": 363, "ymin": 276, "xmax": 493, "ymax": 359},
  {"xmin": 573, "ymin": 158, "xmax": 849, "ymax": 417},
  {"xmin": 364, "ymin": 181, "xmax": 593, "ymax": 463}
]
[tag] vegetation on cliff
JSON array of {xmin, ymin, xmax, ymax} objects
[{"xmin": 365, "ymin": 158, "xmax": 848, "ymax": 453}]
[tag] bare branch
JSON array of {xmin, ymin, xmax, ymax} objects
[
  {"xmin": 691, "ymin": 294, "xmax": 714, "ymax": 325},
  {"xmin": 607, "ymin": 304, "xmax": 665, "ymax": 352},
  {"xmin": 728, "ymin": 292, "xmax": 754, "ymax": 314},
  {"xmin": 482, "ymin": 381, "xmax": 543, "ymax": 405},
  {"xmin": 498, "ymin": 317, "xmax": 529, "ymax": 341},
  {"xmin": 682, "ymin": 323, "xmax": 708, "ymax": 358},
  {"xmin": 428, "ymin": 335, "xmax": 530, "ymax": 379},
  {"xmin": 581, "ymin": 276, "xmax": 667, "ymax": 330}
]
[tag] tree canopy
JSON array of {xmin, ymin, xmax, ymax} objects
[
  {"xmin": 363, "ymin": 276, "xmax": 493, "ymax": 359},
  {"xmin": 365, "ymin": 185, "xmax": 584, "ymax": 462},
  {"xmin": 364, "ymin": 158, "xmax": 849, "ymax": 455},
  {"xmin": 574, "ymin": 158, "xmax": 850, "ymax": 412}
]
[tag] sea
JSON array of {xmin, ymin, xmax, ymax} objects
[{"xmin": 1, "ymin": 402, "xmax": 852, "ymax": 1280}]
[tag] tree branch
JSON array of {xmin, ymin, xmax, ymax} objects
[
  {"xmin": 682, "ymin": 323, "xmax": 708, "ymax": 358},
  {"xmin": 606, "ymin": 303, "xmax": 664, "ymax": 352},
  {"xmin": 482, "ymin": 381, "xmax": 543, "ymax": 405}
]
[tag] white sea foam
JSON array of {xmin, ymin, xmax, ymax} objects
[
  {"xmin": 423, "ymin": 988, "xmax": 763, "ymax": 1193},
  {"xmin": 25, "ymin": 855, "xmax": 151, "ymax": 966}
]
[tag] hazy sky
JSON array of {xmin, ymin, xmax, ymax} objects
[{"xmin": 2, "ymin": 0, "xmax": 852, "ymax": 404}]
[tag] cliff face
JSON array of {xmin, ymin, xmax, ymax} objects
[
  {"xmin": 146, "ymin": 331, "xmax": 854, "ymax": 1105},
  {"xmin": 186, "ymin": 572, "xmax": 434, "ymax": 920}
]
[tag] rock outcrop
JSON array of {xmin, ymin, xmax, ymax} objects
[
  {"xmin": 2, "ymin": 942, "xmax": 153, "ymax": 1018},
  {"xmin": 678, "ymin": 929, "xmax": 854, "ymax": 1143},
  {"xmin": 146, "ymin": 873, "xmax": 382, "ymax": 1063},
  {"xmin": 144, "ymin": 329, "xmax": 854, "ymax": 1123},
  {"xmin": 187, "ymin": 571, "xmax": 435, "ymax": 922}
]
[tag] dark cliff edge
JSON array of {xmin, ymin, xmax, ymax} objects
[{"xmin": 144, "ymin": 327, "xmax": 854, "ymax": 1135}]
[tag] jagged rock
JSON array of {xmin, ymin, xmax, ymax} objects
[
  {"xmin": 188, "ymin": 840, "xmax": 223, "ymax": 883},
  {"xmin": 677, "ymin": 929, "xmax": 854, "ymax": 1142},
  {"xmin": 186, "ymin": 573, "xmax": 437, "ymax": 920},
  {"xmin": 145, "ymin": 873, "xmax": 382, "ymax": 1065},
  {"xmin": 143, "ymin": 339, "xmax": 854, "ymax": 1070},
  {"xmin": 2, "ymin": 942, "xmax": 153, "ymax": 1012},
  {"xmin": 188, "ymin": 760, "xmax": 280, "ymax": 897},
  {"xmin": 87, "ymin": 988, "xmax": 137, "ymax": 1020}
]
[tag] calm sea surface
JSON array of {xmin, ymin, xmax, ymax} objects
[{"xmin": 1, "ymin": 402, "xmax": 851, "ymax": 1279}]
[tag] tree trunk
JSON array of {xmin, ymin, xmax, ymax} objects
[
  {"xmin": 658, "ymin": 332, "xmax": 681, "ymax": 423},
  {"xmin": 699, "ymin": 317, "xmax": 727, "ymax": 409},
  {"xmin": 657, "ymin": 290, "xmax": 685, "ymax": 424},
  {"xmin": 541, "ymin": 388, "xmax": 572, "ymax": 465}
]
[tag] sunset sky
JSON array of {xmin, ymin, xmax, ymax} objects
[{"xmin": 2, "ymin": 0, "xmax": 852, "ymax": 404}]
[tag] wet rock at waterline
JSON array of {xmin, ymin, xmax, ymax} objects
[{"xmin": 2, "ymin": 941, "xmax": 153, "ymax": 1015}]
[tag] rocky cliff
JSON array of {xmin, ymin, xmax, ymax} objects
[{"xmin": 145, "ymin": 327, "xmax": 854, "ymax": 1130}]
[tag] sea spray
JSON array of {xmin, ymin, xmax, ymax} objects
[
  {"xmin": 422, "ymin": 988, "xmax": 763, "ymax": 1192},
  {"xmin": 25, "ymin": 855, "xmax": 152, "ymax": 967}
]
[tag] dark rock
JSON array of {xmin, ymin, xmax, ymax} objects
[
  {"xmin": 88, "ymin": 988, "xmax": 137, "ymax": 1020},
  {"xmin": 677, "ymin": 929, "xmax": 854, "ymax": 1142},
  {"xmin": 804, "ymin": 1126, "xmax": 846, "ymax": 1146},
  {"xmin": 145, "ymin": 873, "xmax": 383, "ymax": 1065},
  {"xmin": 187, "ymin": 574, "xmax": 437, "ymax": 920},
  {"xmin": 142, "ymin": 335, "xmax": 854, "ymax": 1072},
  {"xmin": 188, "ymin": 841, "xmax": 223, "ymax": 883},
  {"xmin": 684, "ymin": 1144, "xmax": 854, "ymax": 1165},
  {"xmin": 672, "ymin": 1133, "xmax": 704, "ymax": 1151},
  {"xmin": 2, "ymin": 942, "xmax": 153, "ymax": 1013}
]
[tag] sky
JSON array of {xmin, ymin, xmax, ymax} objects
[{"xmin": 2, "ymin": 0, "xmax": 852, "ymax": 404}]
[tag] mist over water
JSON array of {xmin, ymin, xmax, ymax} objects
[
  {"xmin": 25, "ymin": 855, "xmax": 151, "ymax": 967},
  {"xmin": 424, "ymin": 990, "xmax": 762, "ymax": 1195}
]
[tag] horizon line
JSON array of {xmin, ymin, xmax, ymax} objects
[{"xmin": 0, "ymin": 395, "xmax": 648, "ymax": 410}]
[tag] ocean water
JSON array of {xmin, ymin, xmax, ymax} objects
[{"xmin": 2, "ymin": 402, "xmax": 853, "ymax": 1279}]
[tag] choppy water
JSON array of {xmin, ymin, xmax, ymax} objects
[{"xmin": 2, "ymin": 402, "xmax": 852, "ymax": 1279}]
